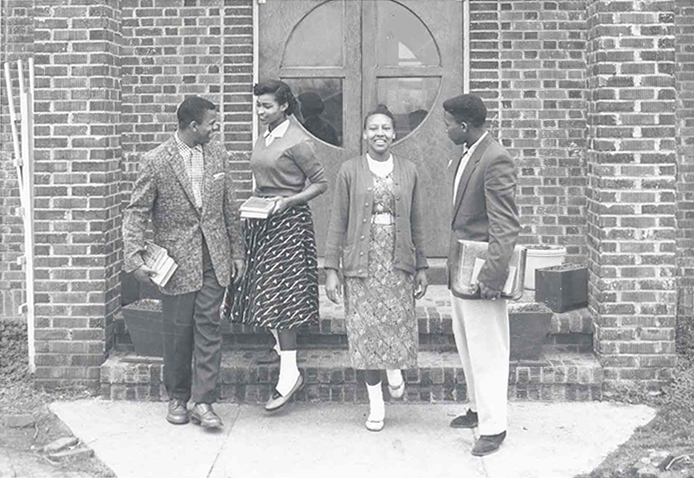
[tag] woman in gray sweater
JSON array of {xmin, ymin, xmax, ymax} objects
[
  {"xmin": 224, "ymin": 80, "xmax": 327, "ymax": 412},
  {"xmin": 324, "ymin": 105, "xmax": 428, "ymax": 431}
]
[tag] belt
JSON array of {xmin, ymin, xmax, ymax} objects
[{"xmin": 372, "ymin": 213, "xmax": 395, "ymax": 225}]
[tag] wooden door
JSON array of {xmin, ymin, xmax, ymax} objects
[{"xmin": 259, "ymin": 0, "xmax": 462, "ymax": 257}]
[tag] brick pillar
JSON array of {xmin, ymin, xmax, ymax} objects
[
  {"xmin": 586, "ymin": 0, "xmax": 678, "ymax": 389},
  {"xmin": 1, "ymin": 1, "xmax": 34, "ymax": 322},
  {"xmin": 32, "ymin": 1, "xmax": 122, "ymax": 388},
  {"xmin": 675, "ymin": 2, "xmax": 694, "ymax": 334}
]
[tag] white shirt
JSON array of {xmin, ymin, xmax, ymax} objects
[
  {"xmin": 366, "ymin": 153, "xmax": 394, "ymax": 178},
  {"xmin": 453, "ymin": 131, "xmax": 489, "ymax": 202},
  {"xmin": 263, "ymin": 119, "xmax": 290, "ymax": 146}
]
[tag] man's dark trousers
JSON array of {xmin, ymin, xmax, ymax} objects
[{"xmin": 162, "ymin": 241, "xmax": 224, "ymax": 404}]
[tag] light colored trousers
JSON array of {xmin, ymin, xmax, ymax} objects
[{"xmin": 450, "ymin": 292, "xmax": 510, "ymax": 436}]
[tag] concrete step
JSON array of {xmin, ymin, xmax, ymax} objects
[{"xmin": 100, "ymin": 348, "xmax": 603, "ymax": 403}]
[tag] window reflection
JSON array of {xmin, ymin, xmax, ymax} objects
[
  {"xmin": 377, "ymin": 1, "xmax": 440, "ymax": 67},
  {"xmin": 283, "ymin": 0, "xmax": 344, "ymax": 68},
  {"xmin": 377, "ymin": 77, "xmax": 440, "ymax": 138},
  {"xmin": 285, "ymin": 78, "xmax": 343, "ymax": 147}
]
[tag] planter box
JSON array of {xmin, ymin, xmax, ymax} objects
[
  {"xmin": 121, "ymin": 299, "xmax": 163, "ymax": 357},
  {"xmin": 535, "ymin": 264, "xmax": 588, "ymax": 313},
  {"xmin": 509, "ymin": 304, "xmax": 553, "ymax": 360},
  {"xmin": 523, "ymin": 245, "xmax": 566, "ymax": 291}
]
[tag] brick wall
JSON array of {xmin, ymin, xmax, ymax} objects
[
  {"xmin": 675, "ymin": 1, "xmax": 694, "ymax": 332},
  {"xmin": 30, "ymin": 0, "xmax": 123, "ymax": 387},
  {"xmin": 120, "ymin": 0, "xmax": 253, "ymax": 208},
  {"xmin": 0, "ymin": 0, "xmax": 34, "ymax": 321},
  {"xmin": 586, "ymin": 0, "xmax": 678, "ymax": 389}
]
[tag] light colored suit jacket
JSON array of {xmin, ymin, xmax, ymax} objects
[
  {"xmin": 448, "ymin": 134, "xmax": 520, "ymax": 291},
  {"xmin": 122, "ymin": 135, "xmax": 244, "ymax": 295}
]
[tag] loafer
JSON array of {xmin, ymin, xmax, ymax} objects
[
  {"xmin": 265, "ymin": 373, "xmax": 304, "ymax": 412},
  {"xmin": 365, "ymin": 416, "xmax": 384, "ymax": 432},
  {"xmin": 471, "ymin": 431, "xmax": 506, "ymax": 457},
  {"xmin": 190, "ymin": 403, "xmax": 223, "ymax": 429},
  {"xmin": 388, "ymin": 379, "xmax": 405, "ymax": 400},
  {"xmin": 256, "ymin": 348, "xmax": 280, "ymax": 365},
  {"xmin": 166, "ymin": 398, "xmax": 189, "ymax": 425},
  {"xmin": 450, "ymin": 409, "xmax": 478, "ymax": 429}
]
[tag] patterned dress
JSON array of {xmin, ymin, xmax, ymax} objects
[{"xmin": 344, "ymin": 172, "xmax": 418, "ymax": 370}]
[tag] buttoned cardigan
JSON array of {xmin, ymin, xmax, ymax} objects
[{"xmin": 324, "ymin": 154, "xmax": 428, "ymax": 277}]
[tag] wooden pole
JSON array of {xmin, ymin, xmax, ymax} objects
[{"xmin": 21, "ymin": 58, "xmax": 36, "ymax": 373}]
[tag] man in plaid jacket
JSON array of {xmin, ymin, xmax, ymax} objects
[{"xmin": 122, "ymin": 96, "xmax": 245, "ymax": 429}]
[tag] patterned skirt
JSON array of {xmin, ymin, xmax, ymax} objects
[
  {"xmin": 222, "ymin": 203, "xmax": 319, "ymax": 329},
  {"xmin": 344, "ymin": 223, "xmax": 418, "ymax": 370}
]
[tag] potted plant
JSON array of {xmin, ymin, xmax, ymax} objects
[
  {"xmin": 121, "ymin": 299, "xmax": 163, "ymax": 357},
  {"xmin": 535, "ymin": 263, "xmax": 588, "ymax": 313},
  {"xmin": 523, "ymin": 244, "xmax": 566, "ymax": 291},
  {"xmin": 509, "ymin": 302, "xmax": 553, "ymax": 360}
]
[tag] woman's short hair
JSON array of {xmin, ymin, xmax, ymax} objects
[
  {"xmin": 253, "ymin": 79, "xmax": 297, "ymax": 116},
  {"xmin": 363, "ymin": 104, "xmax": 396, "ymax": 130},
  {"xmin": 442, "ymin": 94, "xmax": 487, "ymax": 127},
  {"xmin": 177, "ymin": 96, "xmax": 217, "ymax": 130}
]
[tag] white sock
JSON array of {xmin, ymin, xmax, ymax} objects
[
  {"xmin": 276, "ymin": 350, "xmax": 300, "ymax": 396},
  {"xmin": 270, "ymin": 329, "xmax": 280, "ymax": 354},
  {"xmin": 386, "ymin": 369, "xmax": 403, "ymax": 387},
  {"xmin": 366, "ymin": 382, "xmax": 385, "ymax": 421}
]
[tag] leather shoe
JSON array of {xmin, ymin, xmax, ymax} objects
[
  {"xmin": 166, "ymin": 399, "xmax": 189, "ymax": 425},
  {"xmin": 450, "ymin": 409, "xmax": 478, "ymax": 429},
  {"xmin": 256, "ymin": 348, "xmax": 280, "ymax": 365},
  {"xmin": 265, "ymin": 373, "xmax": 304, "ymax": 411},
  {"xmin": 190, "ymin": 403, "xmax": 223, "ymax": 429},
  {"xmin": 471, "ymin": 431, "xmax": 506, "ymax": 457}
]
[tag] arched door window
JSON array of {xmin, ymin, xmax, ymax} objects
[{"xmin": 280, "ymin": 0, "xmax": 442, "ymax": 146}]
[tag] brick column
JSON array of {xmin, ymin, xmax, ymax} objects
[
  {"xmin": 586, "ymin": 0, "xmax": 678, "ymax": 389},
  {"xmin": 32, "ymin": 1, "xmax": 122, "ymax": 388}
]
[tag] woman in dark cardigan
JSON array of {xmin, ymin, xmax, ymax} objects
[
  {"xmin": 224, "ymin": 80, "xmax": 327, "ymax": 411},
  {"xmin": 324, "ymin": 105, "xmax": 428, "ymax": 431}
]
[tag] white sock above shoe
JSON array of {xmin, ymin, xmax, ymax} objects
[
  {"xmin": 366, "ymin": 382, "xmax": 385, "ymax": 422},
  {"xmin": 276, "ymin": 350, "xmax": 300, "ymax": 396},
  {"xmin": 386, "ymin": 369, "xmax": 403, "ymax": 388},
  {"xmin": 271, "ymin": 329, "xmax": 280, "ymax": 354}
]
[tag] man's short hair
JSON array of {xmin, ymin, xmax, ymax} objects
[
  {"xmin": 177, "ymin": 96, "xmax": 217, "ymax": 130},
  {"xmin": 442, "ymin": 94, "xmax": 487, "ymax": 128}
]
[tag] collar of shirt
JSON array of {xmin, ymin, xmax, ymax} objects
[
  {"xmin": 366, "ymin": 153, "xmax": 394, "ymax": 178},
  {"xmin": 263, "ymin": 119, "xmax": 291, "ymax": 146},
  {"xmin": 174, "ymin": 131, "xmax": 202, "ymax": 157},
  {"xmin": 462, "ymin": 130, "xmax": 489, "ymax": 161},
  {"xmin": 453, "ymin": 131, "xmax": 489, "ymax": 202}
]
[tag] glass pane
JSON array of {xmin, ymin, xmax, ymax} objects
[
  {"xmin": 283, "ymin": 1, "xmax": 344, "ymax": 68},
  {"xmin": 284, "ymin": 78, "xmax": 344, "ymax": 147},
  {"xmin": 377, "ymin": 77, "xmax": 440, "ymax": 139},
  {"xmin": 377, "ymin": 1, "xmax": 440, "ymax": 67}
]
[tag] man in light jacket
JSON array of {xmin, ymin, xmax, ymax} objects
[
  {"xmin": 122, "ymin": 96, "xmax": 245, "ymax": 429},
  {"xmin": 443, "ymin": 94, "xmax": 520, "ymax": 456}
]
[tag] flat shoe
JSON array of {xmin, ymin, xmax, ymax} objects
[
  {"xmin": 388, "ymin": 379, "xmax": 405, "ymax": 400},
  {"xmin": 365, "ymin": 417, "xmax": 384, "ymax": 432},
  {"xmin": 265, "ymin": 373, "xmax": 304, "ymax": 412}
]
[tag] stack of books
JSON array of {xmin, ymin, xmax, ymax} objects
[
  {"xmin": 240, "ymin": 197, "xmax": 276, "ymax": 219},
  {"xmin": 142, "ymin": 242, "xmax": 178, "ymax": 287}
]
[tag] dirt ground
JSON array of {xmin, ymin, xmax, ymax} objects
[{"xmin": 0, "ymin": 319, "xmax": 115, "ymax": 478}]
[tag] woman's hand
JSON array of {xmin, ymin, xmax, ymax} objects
[
  {"xmin": 414, "ymin": 270, "xmax": 428, "ymax": 299},
  {"xmin": 479, "ymin": 281, "xmax": 501, "ymax": 301},
  {"xmin": 270, "ymin": 196, "xmax": 291, "ymax": 216},
  {"xmin": 325, "ymin": 269, "xmax": 342, "ymax": 304}
]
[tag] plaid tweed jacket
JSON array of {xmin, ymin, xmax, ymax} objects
[{"xmin": 122, "ymin": 135, "xmax": 244, "ymax": 295}]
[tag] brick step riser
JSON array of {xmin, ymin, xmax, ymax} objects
[{"xmin": 104, "ymin": 382, "xmax": 602, "ymax": 403}]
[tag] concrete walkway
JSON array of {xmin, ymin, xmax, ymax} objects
[{"xmin": 50, "ymin": 400, "xmax": 655, "ymax": 478}]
